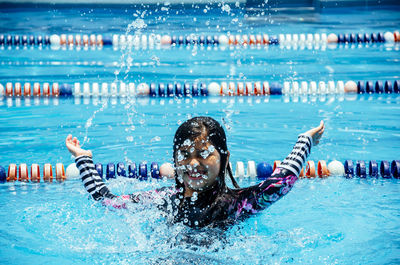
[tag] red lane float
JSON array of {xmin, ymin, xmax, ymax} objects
[
  {"xmin": 43, "ymin": 83, "xmax": 50, "ymax": 97},
  {"xmin": 219, "ymin": 82, "xmax": 227, "ymax": 96},
  {"xmin": 52, "ymin": 83, "xmax": 59, "ymax": 97},
  {"xmin": 249, "ymin": 35, "xmax": 256, "ymax": 45},
  {"xmin": 60, "ymin": 34, "xmax": 67, "ymax": 45},
  {"xmin": 55, "ymin": 163, "xmax": 66, "ymax": 181},
  {"xmin": 317, "ymin": 160, "xmax": 329, "ymax": 178},
  {"xmin": 306, "ymin": 160, "xmax": 316, "ymax": 178},
  {"xmin": 43, "ymin": 164, "xmax": 53, "ymax": 182},
  {"xmin": 90, "ymin": 34, "xmax": 96, "ymax": 46},
  {"xmin": 235, "ymin": 35, "xmax": 240, "ymax": 45},
  {"xmin": 67, "ymin": 34, "xmax": 74, "ymax": 45},
  {"xmin": 256, "ymin": 34, "xmax": 262, "ymax": 45},
  {"xmin": 33, "ymin": 82, "xmax": 40, "ymax": 96},
  {"xmin": 227, "ymin": 82, "xmax": 235, "ymax": 96},
  {"xmin": 237, "ymin": 82, "xmax": 244, "ymax": 95},
  {"xmin": 273, "ymin": 160, "xmax": 281, "ymax": 171},
  {"xmin": 75, "ymin": 34, "xmax": 82, "ymax": 46},
  {"xmin": 24, "ymin": 83, "xmax": 31, "ymax": 96},
  {"xmin": 14, "ymin": 82, "xmax": 22, "ymax": 96},
  {"xmin": 228, "ymin": 35, "xmax": 235, "ymax": 45},
  {"xmin": 31, "ymin": 164, "xmax": 40, "ymax": 182},
  {"xmin": 7, "ymin": 164, "xmax": 17, "ymax": 181},
  {"xmin": 82, "ymin": 34, "xmax": 89, "ymax": 46},
  {"xmin": 18, "ymin": 163, "xmax": 29, "ymax": 182},
  {"xmin": 6, "ymin": 83, "xmax": 13, "ymax": 96},
  {"xmin": 394, "ymin": 31, "xmax": 400, "ymax": 42},
  {"xmin": 299, "ymin": 167, "xmax": 305, "ymax": 178},
  {"xmin": 263, "ymin": 34, "xmax": 269, "ymax": 45},
  {"xmin": 263, "ymin": 82, "xmax": 270, "ymax": 95},
  {"xmin": 245, "ymin": 82, "xmax": 252, "ymax": 95},
  {"xmin": 97, "ymin": 35, "xmax": 103, "ymax": 46},
  {"xmin": 242, "ymin": 35, "xmax": 249, "ymax": 45},
  {"xmin": 254, "ymin": 82, "xmax": 262, "ymax": 95}
]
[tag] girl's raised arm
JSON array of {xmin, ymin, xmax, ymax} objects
[
  {"xmin": 66, "ymin": 135, "xmax": 172, "ymax": 207},
  {"xmin": 233, "ymin": 121, "xmax": 325, "ymax": 214}
]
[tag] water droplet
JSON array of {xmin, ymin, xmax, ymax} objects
[
  {"xmin": 150, "ymin": 136, "xmax": 161, "ymax": 142},
  {"xmin": 177, "ymin": 151, "xmax": 184, "ymax": 162},
  {"xmin": 200, "ymin": 150, "xmax": 210, "ymax": 159}
]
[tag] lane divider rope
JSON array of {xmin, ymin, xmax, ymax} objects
[
  {"xmin": 0, "ymin": 159, "xmax": 398, "ymax": 183},
  {"xmin": 1, "ymin": 31, "xmax": 399, "ymax": 48},
  {"xmin": 1, "ymin": 80, "xmax": 399, "ymax": 98}
]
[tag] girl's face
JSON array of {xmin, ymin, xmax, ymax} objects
[{"xmin": 175, "ymin": 136, "xmax": 222, "ymax": 192}]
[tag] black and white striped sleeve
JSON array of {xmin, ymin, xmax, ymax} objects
[
  {"xmin": 279, "ymin": 134, "xmax": 313, "ymax": 177},
  {"xmin": 75, "ymin": 155, "xmax": 116, "ymax": 201}
]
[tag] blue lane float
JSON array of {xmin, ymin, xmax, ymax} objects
[
  {"xmin": 380, "ymin": 161, "xmax": 391, "ymax": 178},
  {"xmin": 369, "ymin": 160, "xmax": 379, "ymax": 177},
  {"xmin": 384, "ymin": 81, "xmax": 393, "ymax": 93},
  {"xmin": 139, "ymin": 162, "xmax": 147, "ymax": 180},
  {"xmin": 392, "ymin": 160, "xmax": 400, "ymax": 178},
  {"xmin": 127, "ymin": 162, "xmax": 137, "ymax": 178},
  {"xmin": 366, "ymin": 81, "xmax": 374, "ymax": 93},
  {"xmin": 117, "ymin": 162, "xmax": 126, "ymax": 177},
  {"xmin": 0, "ymin": 166, "xmax": 6, "ymax": 183},
  {"xmin": 167, "ymin": 83, "xmax": 174, "ymax": 97},
  {"xmin": 394, "ymin": 80, "xmax": 400, "ymax": 93},
  {"xmin": 256, "ymin": 162, "xmax": 273, "ymax": 180},
  {"xmin": 149, "ymin": 83, "xmax": 157, "ymax": 97},
  {"xmin": 151, "ymin": 162, "xmax": 160, "ymax": 179},
  {"xmin": 357, "ymin": 81, "xmax": 366, "ymax": 94},
  {"xmin": 375, "ymin": 81, "xmax": 384, "ymax": 94},
  {"xmin": 356, "ymin": 160, "xmax": 367, "ymax": 178},
  {"xmin": 106, "ymin": 163, "xmax": 116, "ymax": 179},
  {"xmin": 158, "ymin": 83, "xmax": 165, "ymax": 97},
  {"xmin": 344, "ymin": 160, "xmax": 354, "ymax": 178}
]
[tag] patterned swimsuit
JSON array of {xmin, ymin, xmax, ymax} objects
[{"xmin": 75, "ymin": 134, "xmax": 312, "ymax": 228}]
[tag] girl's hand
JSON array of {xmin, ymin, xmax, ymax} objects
[
  {"xmin": 65, "ymin": 135, "xmax": 92, "ymax": 158},
  {"xmin": 304, "ymin": 120, "xmax": 325, "ymax": 146}
]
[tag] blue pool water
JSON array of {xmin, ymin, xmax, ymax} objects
[{"xmin": 1, "ymin": 4, "xmax": 400, "ymax": 264}]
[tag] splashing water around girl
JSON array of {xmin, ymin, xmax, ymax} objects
[{"xmin": 66, "ymin": 116, "xmax": 324, "ymax": 228}]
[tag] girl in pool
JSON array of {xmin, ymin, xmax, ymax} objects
[{"xmin": 66, "ymin": 116, "xmax": 325, "ymax": 228}]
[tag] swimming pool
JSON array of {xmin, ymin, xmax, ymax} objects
[{"xmin": 1, "ymin": 3, "xmax": 400, "ymax": 264}]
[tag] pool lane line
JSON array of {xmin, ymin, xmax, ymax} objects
[
  {"xmin": 1, "ymin": 80, "xmax": 399, "ymax": 98},
  {"xmin": 0, "ymin": 31, "xmax": 399, "ymax": 48},
  {"xmin": 0, "ymin": 160, "xmax": 399, "ymax": 183}
]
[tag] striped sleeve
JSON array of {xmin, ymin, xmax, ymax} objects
[
  {"xmin": 279, "ymin": 134, "xmax": 313, "ymax": 177},
  {"xmin": 75, "ymin": 155, "xmax": 116, "ymax": 201}
]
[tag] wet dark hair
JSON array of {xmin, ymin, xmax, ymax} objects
[{"xmin": 173, "ymin": 116, "xmax": 240, "ymax": 195}]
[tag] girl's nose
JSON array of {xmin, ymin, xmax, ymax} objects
[{"xmin": 189, "ymin": 158, "xmax": 200, "ymax": 168}]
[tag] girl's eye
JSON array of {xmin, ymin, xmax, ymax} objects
[{"xmin": 177, "ymin": 151, "xmax": 189, "ymax": 162}]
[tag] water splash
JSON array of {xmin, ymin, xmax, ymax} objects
[{"xmin": 82, "ymin": 100, "xmax": 108, "ymax": 147}]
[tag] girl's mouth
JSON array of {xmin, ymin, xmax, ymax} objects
[{"xmin": 187, "ymin": 171, "xmax": 206, "ymax": 180}]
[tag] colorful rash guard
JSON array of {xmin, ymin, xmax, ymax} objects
[{"xmin": 75, "ymin": 134, "xmax": 312, "ymax": 228}]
